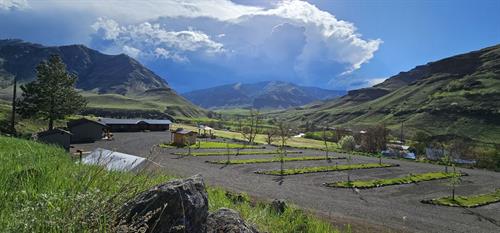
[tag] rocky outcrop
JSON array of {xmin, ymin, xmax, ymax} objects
[
  {"xmin": 116, "ymin": 174, "xmax": 208, "ymax": 233},
  {"xmin": 115, "ymin": 174, "xmax": 259, "ymax": 233},
  {"xmin": 206, "ymin": 208, "xmax": 259, "ymax": 233}
]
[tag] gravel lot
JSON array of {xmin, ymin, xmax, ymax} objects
[{"xmin": 72, "ymin": 132, "xmax": 500, "ymax": 233}]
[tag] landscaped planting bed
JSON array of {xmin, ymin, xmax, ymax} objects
[
  {"xmin": 325, "ymin": 172, "xmax": 466, "ymax": 189},
  {"xmin": 255, "ymin": 163, "xmax": 397, "ymax": 175},
  {"xmin": 422, "ymin": 189, "xmax": 500, "ymax": 208},
  {"xmin": 206, "ymin": 156, "xmax": 346, "ymax": 165},
  {"xmin": 173, "ymin": 150, "xmax": 302, "ymax": 157},
  {"xmin": 159, "ymin": 141, "xmax": 263, "ymax": 149}
]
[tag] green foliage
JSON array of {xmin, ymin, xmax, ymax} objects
[
  {"xmin": 328, "ymin": 172, "xmax": 464, "ymax": 188},
  {"xmin": 16, "ymin": 55, "xmax": 87, "ymax": 129},
  {"xmin": 173, "ymin": 150, "xmax": 301, "ymax": 157},
  {"xmin": 338, "ymin": 135, "xmax": 356, "ymax": 152},
  {"xmin": 207, "ymin": 156, "xmax": 345, "ymax": 165},
  {"xmin": 159, "ymin": 141, "xmax": 261, "ymax": 149},
  {"xmin": 304, "ymin": 131, "xmax": 335, "ymax": 142},
  {"xmin": 256, "ymin": 163, "xmax": 395, "ymax": 175},
  {"xmin": 424, "ymin": 189, "xmax": 500, "ymax": 208},
  {"xmin": 0, "ymin": 136, "xmax": 338, "ymax": 232}
]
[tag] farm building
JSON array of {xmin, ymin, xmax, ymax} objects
[
  {"xmin": 98, "ymin": 118, "xmax": 172, "ymax": 132},
  {"xmin": 197, "ymin": 125, "xmax": 214, "ymax": 138},
  {"xmin": 37, "ymin": 128, "xmax": 72, "ymax": 151},
  {"xmin": 67, "ymin": 118, "xmax": 109, "ymax": 143},
  {"xmin": 172, "ymin": 128, "xmax": 198, "ymax": 146}
]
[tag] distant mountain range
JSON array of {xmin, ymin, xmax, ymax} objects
[
  {"xmin": 182, "ymin": 81, "xmax": 346, "ymax": 109},
  {"xmin": 0, "ymin": 39, "xmax": 205, "ymax": 118},
  {"xmin": 277, "ymin": 44, "xmax": 500, "ymax": 144}
]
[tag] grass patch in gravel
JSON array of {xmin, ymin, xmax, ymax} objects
[
  {"xmin": 173, "ymin": 150, "xmax": 302, "ymax": 157},
  {"xmin": 326, "ymin": 172, "xmax": 465, "ymax": 189},
  {"xmin": 207, "ymin": 156, "xmax": 346, "ymax": 164},
  {"xmin": 0, "ymin": 136, "xmax": 339, "ymax": 232},
  {"xmin": 159, "ymin": 141, "xmax": 262, "ymax": 149},
  {"xmin": 256, "ymin": 163, "xmax": 396, "ymax": 175},
  {"xmin": 422, "ymin": 189, "xmax": 500, "ymax": 208}
]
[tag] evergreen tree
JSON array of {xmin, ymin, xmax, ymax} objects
[{"xmin": 17, "ymin": 55, "xmax": 87, "ymax": 130}]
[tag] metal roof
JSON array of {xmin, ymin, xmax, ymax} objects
[
  {"xmin": 82, "ymin": 148, "xmax": 146, "ymax": 171},
  {"xmin": 68, "ymin": 118, "xmax": 108, "ymax": 128},
  {"xmin": 99, "ymin": 118, "xmax": 172, "ymax": 125},
  {"xmin": 174, "ymin": 129, "xmax": 196, "ymax": 135},
  {"xmin": 37, "ymin": 128, "xmax": 72, "ymax": 137}
]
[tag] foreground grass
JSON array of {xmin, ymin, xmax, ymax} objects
[
  {"xmin": 422, "ymin": 189, "xmax": 500, "ymax": 208},
  {"xmin": 256, "ymin": 163, "xmax": 396, "ymax": 176},
  {"xmin": 207, "ymin": 156, "xmax": 346, "ymax": 165},
  {"xmin": 173, "ymin": 150, "xmax": 302, "ymax": 157},
  {"xmin": 326, "ymin": 172, "xmax": 465, "ymax": 189},
  {"xmin": 0, "ymin": 136, "xmax": 337, "ymax": 232},
  {"xmin": 159, "ymin": 141, "xmax": 262, "ymax": 149}
]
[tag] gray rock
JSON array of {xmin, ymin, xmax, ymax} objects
[
  {"xmin": 270, "ymin": 199, "xmax": 287, "ymax": 214},
  {"xmin": 206, "ymin": 208, "xmax": 259, "ymax": 233},
  {"xmin": 116, "ymin": 174, "xmax": 208, "ymax": 233}
]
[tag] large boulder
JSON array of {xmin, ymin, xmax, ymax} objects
[
  {"xmin": 206, "ymin": 208, "xmax": 259, "ymax": 233},
  {"xmin": 115, "ymin": 174, "xmax": 208, "ymax": 233}
]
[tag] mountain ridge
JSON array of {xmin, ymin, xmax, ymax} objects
[
  {"xmin": 183, "ymin": 81, "xmax": 346, "ymax": 109},
  {"xmin": 0, "ymin": 39, "xmax": 205, "ymax": 118},
  {"xmin": 275, "ymin": 44, "xmax": 500, "ymax": 144}
]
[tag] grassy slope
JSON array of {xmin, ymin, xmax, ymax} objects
[
  {"xmin": 83, "ymin": 91, "xmax": 206, "ymax": 118},
  {"xmin": 0, "ymin": 136, "xmax": 337, "ymax": 232},
  {"xmin": 278, "ymin": 46, "xmax": 500, "ymax": 145}
]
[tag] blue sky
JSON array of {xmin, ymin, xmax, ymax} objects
[{"xmin": 1, "ymin": 0, "xmax": 499, "ymax": 92}]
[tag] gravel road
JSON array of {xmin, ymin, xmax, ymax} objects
[{"xmin": 72, "ymin": 132, "xmax": 500, "ymax": 233}]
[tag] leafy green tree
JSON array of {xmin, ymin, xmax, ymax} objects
[
  {"xmin": 339, "ymin": 135, "xmax": 356, "ymax": 152},
  {"xmin": 17, "ymin": 55, "xmax": 87, "ymax": 130}
]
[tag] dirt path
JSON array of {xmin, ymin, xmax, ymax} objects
[{"xmin": 72, "ymin": 132, "xmax": 500, "ymax": 233}]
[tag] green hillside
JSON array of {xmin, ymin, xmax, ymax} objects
[{"xmin": 276, "ymin": 44, "xmax": 500, "ymax": 145}]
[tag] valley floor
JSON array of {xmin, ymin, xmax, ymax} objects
[{"xmin": 72, "ymin": 132, "xmax": 500, "ymax": 233}]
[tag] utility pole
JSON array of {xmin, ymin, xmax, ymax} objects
[{"xmin": 10, "ymin": 76, "xmax": 17, "ymax": 135}]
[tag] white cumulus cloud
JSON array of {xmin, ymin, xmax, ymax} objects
[
  {"xmin": 91, "ymin": 18, "xmax": 224, "ymax": 62},
  {"xmin": 0, "ymin": 0, "xmax": 28, "ymax": 11}
]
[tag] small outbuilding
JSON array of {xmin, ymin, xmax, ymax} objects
[
  {"xmin": 67, "ymin": 118, "xmax": 109, "ymax": 143},
  {"xmin": 37, "ymin": 128, "xmax": 72, "ymax": 151},
  {"xmin": 98, "ymin": 118, "xmax": 172, "ymax": 132},
  {"xmin": 197, "ymin": 125, "xmax": 214, "ymax": 138},
  {"xmin": 172, "ymin": 128, "xmax": 198, "ymax": 146}
]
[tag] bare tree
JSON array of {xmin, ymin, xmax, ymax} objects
[
  {"xmin": 322, "ymin": 126, "xmax": 332, "ymax": 160},
  {"xmin": 239, "ymin": 109, "xmax": 261, "ymax": 144},
  {"xmin": 265, "ymin": 128, "xmax": 278, "ymax": 145},
  {"xmin": 277, "ymin": 121, "xmax": 292, "ymax": 176},
  {"xmin": 449, "ymin": 164, "xmax": 461, "ymax": 200},
  {"xmin": 225, "ymin": 139, "xmax": 231, "ymax": 164},
  {"xmin": 360, "ymin": 124, "xmax": 389, "ymax": 153}
]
